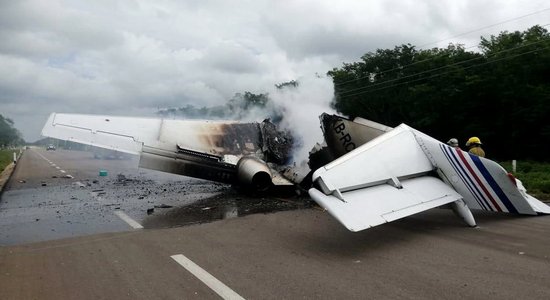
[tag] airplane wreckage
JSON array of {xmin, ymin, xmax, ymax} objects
[{"xmin": 42, "ymin": 112, "xmax": 550, "ymax": 232}]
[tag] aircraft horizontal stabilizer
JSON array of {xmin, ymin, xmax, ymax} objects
[{"xmin": 309, "ymin": 176, "xmax": 462, "ymax": 231}]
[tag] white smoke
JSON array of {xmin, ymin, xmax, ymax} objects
[
  {"xmin": 267, "ymin": 75, "xmax": 337, "ymax": 165},
  {"xmin": 160, "ymin": 75, "xmax": 336, "ymax": 168}
]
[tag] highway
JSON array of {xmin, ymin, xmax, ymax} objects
[{"xmin": 1, "ymin": 148, "xmax": 549, "ymax": 299}]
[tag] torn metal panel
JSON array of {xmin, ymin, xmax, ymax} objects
[
  {"xmin": 140, "ymin": 146, "xmax": 237, "ymax": 184},
  {"xmin": 259, "ymin": 120, "xmax": 294, "ymax": 165}
]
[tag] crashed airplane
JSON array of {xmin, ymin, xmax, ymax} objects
[{"xmin": 42, "ymin": 112, "xmax": 550, "ymax": 232}]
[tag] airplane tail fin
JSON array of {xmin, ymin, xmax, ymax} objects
[{"xmin": 432, "ymin": 140, "xmax": 549, "ymax": 215}]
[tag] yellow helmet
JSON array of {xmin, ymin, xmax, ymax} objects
[{"xmin": 466, "ymin": 137, "xmax": 482, "ymax": 146}]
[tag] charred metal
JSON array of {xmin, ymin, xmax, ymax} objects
[{"xmin": 259, "ymin": 120, "xmax": 294, "ymax": 165}]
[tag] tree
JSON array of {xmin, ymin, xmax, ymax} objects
[
  {"xmin": 329, "ymin": 25, "xmax": 550, "ymax": 161},
  {"xmin": 0, "ymin": 114, "xmax": 24, "ymax": 147}
]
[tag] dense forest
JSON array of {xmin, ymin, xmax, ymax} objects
[
  {"xmin": 0, "ymin": 114, "xmax": 24, "ymax": 148},
  {"xmin": 328, "ymin": 25, "xmax": 550, "ymax": 161}
]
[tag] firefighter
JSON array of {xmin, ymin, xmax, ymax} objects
[{"xmin": 466, "ymin": 137, "xmax": 485, "ymax": 157}]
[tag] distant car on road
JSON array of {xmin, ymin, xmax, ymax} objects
[{"xmin": 46, "ymin": 144, "xmax": 56, "ymax": 151}]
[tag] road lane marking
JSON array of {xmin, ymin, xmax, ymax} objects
[
  {"xmin": 114, "ymin": 211, "xmax": 143, "ymax": 229},
  {"xmin": 171, "ymin": 254, "xmax": 245, "ymax": 300},
  {"xmin": 34, "ymin": 149, "xmax": 74, "ymax": 179}
]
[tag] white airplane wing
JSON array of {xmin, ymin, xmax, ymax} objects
[
  {"xmin": 309, "ymin": 123, "xmax": 550, "ymax": 232},
  {"xmin": 309, "ymin": 177, "xmax": 462, "ymax": 232},
  {"xmin": 308, "ymin": 125, "xmax": 462, "ymax": 231},
  {"xmin": 41, "ymin": 113, "xmax": 161, "ymax": 155}
]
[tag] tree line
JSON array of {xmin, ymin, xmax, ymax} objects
[
  {"xmin": 0, "ymin": 114, "xmax": 24, "ymax": 148},
  {"xmin": 328, "ymin": 25, "xmax": 550, "ymax": 161}
]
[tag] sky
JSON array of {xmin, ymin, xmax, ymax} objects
[{"xmin": 0, "ymin": 0, "xmax": 549, "ymax": 142}]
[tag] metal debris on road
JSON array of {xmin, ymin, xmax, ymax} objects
[{"xmin": 154, "ymin": 204, "xmax": 173, "ymax": 209}]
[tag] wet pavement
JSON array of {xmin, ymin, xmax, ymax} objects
[
  {"xmin": 0, "ymin": 148, "xmax": 310, "ymax": 246},
  {"xmin": 1, "ymin": 149, "xmax": 550, "ymax": 299}
]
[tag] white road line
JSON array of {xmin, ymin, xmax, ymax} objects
[
  {"xmin": 171, "ymin": 254, "xmax": 245, "ymax": 300},
  {"xmin": 35, "ymin": 149, "xmax": 72, "ymax": 178},
  {"xmin": 114, "ymin": 211, "xmax": 143, "ymax": 229}
]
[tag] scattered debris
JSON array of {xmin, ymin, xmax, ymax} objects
[
  {"xmin": 63, "ymin": 175, "xmax": 74, "ymax": 179},
  {"xmin": 74, "ymin": 182, "xmax": 86, "ymax": 188},
  {"xmin": 154, "ymin": 204, "xmax": 173, "ymax": 209},
  {"xmin": 19, "ymin": 180, "xmax": 26, "ymax": 183},
  {"xmin": 116, "ymin": 174, "xmax": 127, "ymax": 182},
  {"xmin": 201, "ymin": 207, "xmax": 211, "ymax": 210}
]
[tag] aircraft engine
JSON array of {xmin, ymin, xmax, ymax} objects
[{"xmin": 236, "ymin": 156, "xmax": 272, "ymax": 191}]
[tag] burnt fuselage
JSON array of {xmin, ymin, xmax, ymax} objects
[{"xmin": 140, "ymin": 119, "xmax": 294, "ymax": 189}]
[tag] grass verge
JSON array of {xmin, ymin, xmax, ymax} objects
[
  {"xmin": 500, "ymin": 161, "xmax": 550, "ymax": 201},
  {"xmin": 0, "ymin": 149, "xmax": 16, "ymax": 173}
]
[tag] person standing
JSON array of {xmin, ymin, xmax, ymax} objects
[
  {"xmin": 447, "ymin": 138, "xmax": 460, "ymax": 149},
  {"xmin": 466, "ymin": 137, "xmax": 485, "ymax": 157}
]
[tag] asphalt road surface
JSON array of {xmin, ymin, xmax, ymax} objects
[{"xmin": 1, "ymin": 148, "xmax": 549, "ymax": 299}]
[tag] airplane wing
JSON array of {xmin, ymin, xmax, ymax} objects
[
  {"xmin": 308, "ymin": 125, "xmax": 463, "ymax": 231},
  {"xmin": 309, "ymin": 177, "xmax": 462, "ymax": 232},
  {"xmin": 41, "ymin": 113, "xmax": 294, "ymax": 189},
  {"xmin": 41, "ymin": 113, "xmax": 160, "ymax": 155},
  {"xmin": 309, "ymin": 123, "xmax": 550, "ymax": 232}
]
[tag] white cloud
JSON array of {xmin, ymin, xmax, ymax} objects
[{"xmin": 0, "ymin": 0, "xmax": 548, "ymax": 141}]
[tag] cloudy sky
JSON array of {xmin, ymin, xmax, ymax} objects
[{"xmin": 1, "ymin": 0, "xmax": 548, "ymax": 141}]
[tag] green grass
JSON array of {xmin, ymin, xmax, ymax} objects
[
  {"xmin": 500, "ymin": 161, "xmax": 550, "ymax": 201},
  {"xmin": 0, "ymin": 149, "xmax": 15, "ymax": 172}
]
